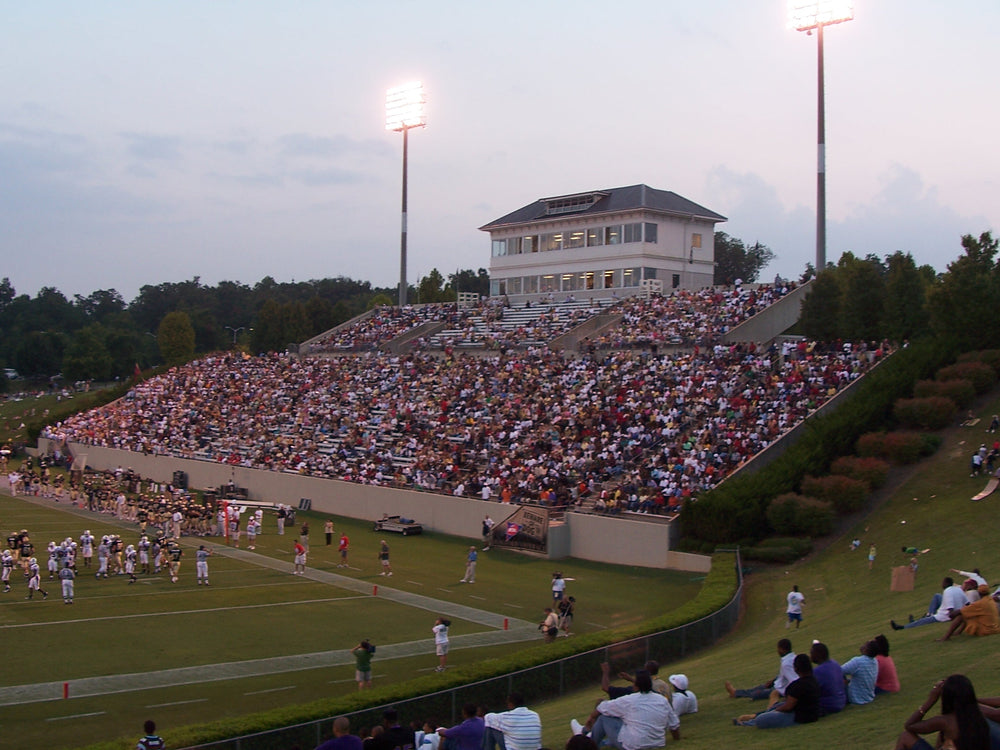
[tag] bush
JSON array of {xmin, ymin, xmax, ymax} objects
[
  {"xmin": 913, "ymin": 378, "xmax": 976, "ymax": 409},
  {"xmin": 801, "ymin": 474, "xmax": 868, "ymax": 514},
  {"xmin": 937, "ymin": 361, "xmax": 997, "ymax": 394},
  {"xmin": 742, "ymin": 538, "xmax": 813, "ymax": 564},
  {"xmin": 958, "ymin": 349, "xmax": 1000, "ymax": 378},
  {"xmin": 893, "ymin": 396, "xmax": 957, "ymax": 430},
  {"xmin": 829, "ymin": 456, "xmax": 890, "ymax": 489},
  {"xmin": 857, "ymin": 430, "xmax": 939, "ymax": 464},
  {"xmin": 765, "ymin": 494, "xmax": 834, "ymax": 536}
]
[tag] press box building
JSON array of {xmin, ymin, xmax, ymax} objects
[{"xmin": 481, "ymin": 184, "xmax": 726, "ymax": 302}]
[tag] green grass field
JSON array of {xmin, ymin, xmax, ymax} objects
[{"xmin": 0, "ymin": 488, "xmax": 702, "ymax": 749}]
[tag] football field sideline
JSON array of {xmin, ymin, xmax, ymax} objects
[{"xmin": 0, "ymin": 491, "xmax": 540, "ymax": 707}]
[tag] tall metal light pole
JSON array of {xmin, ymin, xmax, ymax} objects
[
  {"xmin": 789, "ymin": 1, "xmax": 853, "ymax": 273},
  {"xmin": 386, "ymin": 81, "xmax": 427, "ymax": 307}
]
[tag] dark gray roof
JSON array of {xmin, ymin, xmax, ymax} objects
[{"xmin": 479, "ymin": 184, "xmax": 727, "ymax": 230}]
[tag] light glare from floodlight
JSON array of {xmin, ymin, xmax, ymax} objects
[
  {"xmin": 386, "ymin": 81, "xmax": 426, "ymax": 132},
  {"xmin": 788, "ymin": 0, "xmax": 853, "ymax": 31}
]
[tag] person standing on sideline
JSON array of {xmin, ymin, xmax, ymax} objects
[
  {"xmin": 378, "ymin": 540, "xmax": 392, "ymax": 576},
  {"xmin": 338, "ymin": 532, "xmax": 350, "ymax": 568},
  {"xmin": 196, "ymin": 545, "xmax": 211, "ymax": 585},
  {"xmin": 325, "ymin": 519, "xmax": 335, "ymax": 546},
  {"xmin": 167, "ymin": 541, "xmax": 183, "ymax": 583},
  {"xmin": 137, "ymin": 719, "xmax": 166, "ymax": 750},
  {"xmin": 552, "ymin": 571, "xmax": 566, "ymax": 603},
  {"xmin": 276, "ymin": 505, "xmax": 287, "ymax": 535},
  {"xmin": 482, "ymin": 515, "xmax": 494, "ymax": 550},
  {"xmin": 59, "ymin": 561, "xmax": 76, "ymax": 604},
  {"xmin": 26, "ymin": 557, "xmax": 47, "ymax": 600},
  {"xmin": 294, "ymin": 539, "xmax": 307, "ymax": 575},
  {"xmin": 868, "ymin": 544, "xmax": 877, "ymax": 570},
  {"xmin": 786, "ymin": 585, "xmax": 805, "ymax": 629},
  {"xmin": 433, "ymin": 617, "xmax": 450, "ymax": 672},
  {"xmin": 351, "ymin": 640, "xmax": 375, "ymax": 690},
  {"xmin": 246, "ymin": 517, "xmax": 257, "ymax": 550},
  {"xmin": 461, "ymin": 546, "xmax": 477, "ymax": 583},
  {"xmin": 300, "ymin": 522, "xmax": 310, "ymax": 551}
]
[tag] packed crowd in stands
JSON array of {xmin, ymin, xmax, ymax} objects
[
  {"xmin": 586, "ymin": 283, "xmax": 795, "ymax": 351},
  {"xmin": 42, "ymin": 283, "xmax": 891, "ymax": 513},
  {"xmin": 308, "ymin": 303, "xmax": 466, "ymax": 353}
]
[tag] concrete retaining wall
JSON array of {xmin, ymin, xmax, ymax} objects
[{"xmin": 41, "ymin": 439, "xmax": 700, "ymax": 571}]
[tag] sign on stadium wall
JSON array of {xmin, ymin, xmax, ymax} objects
[{"xmin": 491, "ymin": 506, "xmax": 549, "ymax": 553}]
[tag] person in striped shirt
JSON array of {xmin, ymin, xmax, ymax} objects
[{"xmin": 482, "ymin": 693, "xmax": 541, "ymax": 750}]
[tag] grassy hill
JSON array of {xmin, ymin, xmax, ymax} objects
[{"xmin": 533, "ymin": 393, "xmax": 1000, "ymax": 749}]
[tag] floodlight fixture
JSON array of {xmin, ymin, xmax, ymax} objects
[
  {"xmin": 386, "ymin": 81, "xmax": 427, "ymax": 307},
  {"xmin": 788, "ymin": 0, "xmax": 853, "ymax": 273},
  {"xmin": 788, "ymin": 0, "xmax": 854, "ymax": 32},
  {"xmin": 386, "ymin": 81, "xmax": 427, "ymax": 132}
]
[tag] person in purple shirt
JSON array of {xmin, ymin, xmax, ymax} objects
[
  {"xmin": 809, "ymin": 641, "xmax": 846, "ymax": 715},
  {"xmin": 316, "ymin": 717, "xmax": 365, "ymax": 750},
  {"xmin": 437, "ymin": 703, "xmax": 484, "ymax": 750}
]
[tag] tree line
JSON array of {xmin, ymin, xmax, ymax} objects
[{"xmin": 0, "ymin": 269, "xmax": 489, "ymax": 388}]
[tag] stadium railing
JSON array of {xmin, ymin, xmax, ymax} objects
[{"xmin": 180, "ymin": 550, "xmax": 744, "ymax": 750}]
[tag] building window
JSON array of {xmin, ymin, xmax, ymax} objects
[
  {"xmin": 606, "ymin": 225, "xmax": 622, "ymax": 245},
  {"xmin": 491, "ymin": 279, "xmax": 506, "ymax": 295},
  {"xmin": 561, "ymin": 273, "xmax": 576, "ymax": 291},
  {"xmin": 587, "ymin": 228, "xmax": 604, "ymax": 246},
  {"xmin": 491, "ymin": 239, "xmax": 506, "ymax": 257},
  {"xmin": 644, "ymin": 222, "xmax": 657, "ymax": 243},
  {"xmin": 541, "ymin": 233, "xmax": 561, "ymax": 252},
  {"xmin": 604, "ymin": 269, "xmax": 621, "ymax": 288},
  {"xmin": 507, "ymin": 277, "xmax": 522, "ymax": 294},
  {"xmin": 623, "ymin": 223, "xmax": 642, "ymax": 243},
  {"xmin": 565, "ymin": 230, "xmax": 585, "ymax": 249},
  {"xmin": 508, "ymin": 237, "xmax": 522, "ymax": 255},
  {"xmin": 524, "ymin": 235, "xmax": 538, "ymax": 253},
  {"xmin": 540, "ymin": 275, "xmax": 557, "ymax": 293},
  {"xmin": 584, "ymin": 271, "xmax": 595, "ymax": 290},
  {"xmin": 524, "ymin": 275, "xmax": 538, "ymax": 293},
  {"xmin": 643, "ymin": 268, "xmax": 657, "ymax": 280},
  {"xmin": 672, "ymin": 274, "xmax": 680, "ymax": 289},
  {"xmin": 623, "ymin": 268, "xmax": 640, "ymax": 287},
  {"xmin": 691, "ymin": 233, "xmax": 702, "ymax": 249}
]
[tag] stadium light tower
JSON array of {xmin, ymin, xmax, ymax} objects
[
  {"xmin": 386, "ymin": 81, "xmax": 427, "ymax": 307},
  {"xmin": 788, "ymin": 0, "xmax": 853, "ymax": 273}
]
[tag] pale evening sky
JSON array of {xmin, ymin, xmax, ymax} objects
[{"xmin": 2, "ymin": 1, "xmax": 997, "ymax": 301}]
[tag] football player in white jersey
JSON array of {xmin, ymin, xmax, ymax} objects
[{"xmin": 26, "ymin": 557, "xmax": 48, "ymax": 600}]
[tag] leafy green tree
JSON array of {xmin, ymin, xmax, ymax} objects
[
  {"xmin": 63, "ymin": 324, "xmax": 113, "ymax": 381},
  {"xmin": 281, "ymin": 301, "xmax": 311, "ymax": 345},
  {"xmin": 14, "ymin": 330, "xmax": 66, "ymax": 377},
  {"xmin": 251, "ymin": 299, "xmax": 286, "ymax": 353},
  {"xmin": 367, "ymin": 293, "xmax": 393, "ymax": 310},
  {"xmin": 304, "ymin": 296, "xmax": 336, "ymax": 335},
  {"xmin": 157, "ymin": 311, "xmax": 196, "ymax": 366},
  {"xmin": 883, "ymin": 252, "xmax": 932, "ymax": 342},
  {"xmin": 837, "ymin": 252, "xmax": 885, "ymax": 341},
  {"xmin": 928, "ymin": 232, "xmax": 1000, "ymax": 351},
  {"xmin": 713, "ymin": 233, "xmax": 775, "ymax": 285},
  {"xmin": 417, "ymin": 269, "xmax": 450, "ymax": 303},
  {"xmin": 799, "ymin": 271, "xmax": 841, "ymax": 341},
  {"xmin": 449, "ymin": 268, "xmax": 490, "ymax": 298}
]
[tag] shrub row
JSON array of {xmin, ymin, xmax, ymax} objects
[
  {"xmin": 765, "ymin": 493, "xmax": 834, "ymax": 537},
  {"xmin": 937, "ymin": 360, "xmax": 997, "ymax": 394},
  {"xmin": 913, "ymin": 378, "xmax": 976, "ymax": 409},
  {"xmin": 893, "ymin": 396, "xmax": 957, "ymax": 430},
  {"xmin": 829, "ymin": 455, "xmax": 890, "ymax": 488},
  {"xmin": 856, "ymin": 430, "xmax": 942, "ymax": 464}
]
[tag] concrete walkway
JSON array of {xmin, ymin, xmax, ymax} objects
[{"xmin": 0, "ymin": 492, "xmax": 541, "ymax": 707}]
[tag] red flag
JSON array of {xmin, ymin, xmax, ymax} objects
[{"xmin": 133, "ymin": 363, "xmax": 143, "ymax": 381}]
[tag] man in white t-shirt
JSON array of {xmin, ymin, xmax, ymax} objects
[
  {"xmin": 667, "ymin": 674, "xmax": 698, "ymax": 716},
  {"xmin": 786, "ymin": 585, "xmax": 805, "ymax": 629}
]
